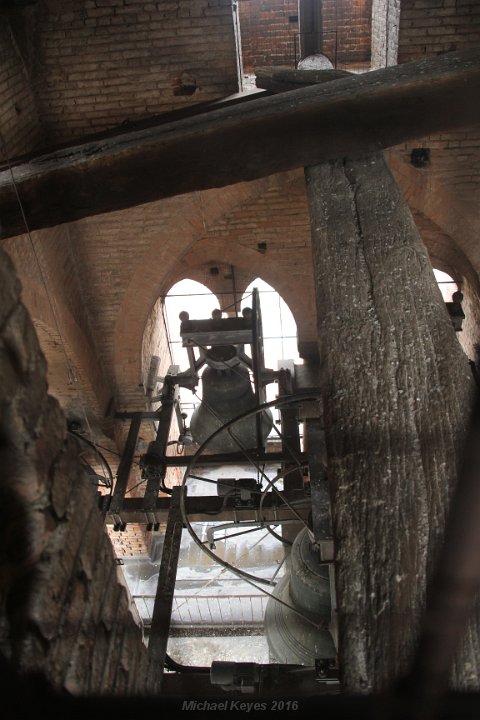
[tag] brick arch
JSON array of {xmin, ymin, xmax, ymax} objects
[
  {"xmin": 139, "ymin": 239, "xmax": 314, "ymax": 398},
  {"xmin": 113, "ymin": 174, "xmax": 295, "ymax": 410},
  {"xmin": 165, "ymin": 262, "xmax": 256, "ymax": 315},
  {"xmin": 413, "ymin": 211, "xmax": 480, "ymax": 296},
  {"xmin": 162, "ymin": 167, "xmax": 317, "ymax": 347},
  {"xmin": 388, "ymin": 151, "xmax": 480, "ymax": 277},
  {"xmin": 140, "ymin": 253, "xmax": 305, "ymax": 411},
  {"xmin": 412, "ymin": 212, "xmax": 480, "ymax": 361},
  {"xmin": 165, "ymin": 238, "xmax": 309, "ymax": 341}
]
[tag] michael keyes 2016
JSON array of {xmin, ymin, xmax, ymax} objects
[{"xmin": 182, "ymin": 700, "xmax": 300, "ymax": 711}]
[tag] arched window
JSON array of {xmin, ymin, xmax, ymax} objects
[
  {"xmin": 241, "ymin": 278, "xmax": 299, "ymax": 373},
  {"xmin": 164, "ymin": 279, "xmax": 217, "ymax": 367},
  {"xmin": 433, "ymin": 267, "xmax": 468, "ymax": 338},
  {"xmin": 163, "ymin": 279, "xmax": 218, "ymax": 422},
  {"xmin": 433, "ymin": 268, "xmax": 458, "ymax": 303}
]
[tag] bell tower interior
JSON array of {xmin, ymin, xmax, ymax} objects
[{"xmin": 1, "ymin": 0, "xmax": 480, "ymax": 715}]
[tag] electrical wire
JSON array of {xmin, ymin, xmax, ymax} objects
[
  {"xmin": 148, "ymin": 297, "xmax": 317, "ymax": 624},
  {"xmin": 93, "ymin": 442, "xmax": 139, "ymax": 464},
  {"xmin": 184, "ymin": 388, "xmax": 309, "ymax": 564},
  {"xmin": 205, "ymin": 521, "xmax": 281, "ymax": 546},
  {"xmin": 124, "ymin": 478, "xmax": 147, "ymax": 496},
  {"xmin": 197, "ymin": 490, "xmax": 235, "ymax": 516},
  {"xmin": 170, "ymin": 517, "xmax": 299, "ymax": 624},
  {"xmin": 68, "ymin": 429, "xmax": 114, "ymax": 491},
  {"xmin": 258, "ymin": 465, "xmax": 310, "ymax": 546},
  {"xmin": 170, "ymin": 526, "xmax": 274, "ymax": 618},
  {"xmin": 188, "ymin": 389, "xmax": 310, "ymax": 543}
]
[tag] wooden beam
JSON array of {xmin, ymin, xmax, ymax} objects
[
  {"xmin": 255, "ymin": 66, "xmax": 351, "ymax": 92},
  {"xmin": 1, "ymin": 48, "xmax": 479, "ymax": 238},
  {"xmin": 305, "ymin": 153, "xmax": 476, "ymax": 691}
]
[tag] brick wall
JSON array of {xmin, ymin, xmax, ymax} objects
[
  {"xmin": 3, "ymin": 227, "xmax": 113, "ymax": 423},
  {"xmin": 459, "ymin": 274, "xmax": 480, "ymax": 363},
  {"xmin": 393, "ymin": 126, "xmax": 480, "ymax": 207},
  {"xmin": 371, "ymin": 0, "xmax": 400, "ymax": 69},
  {"xmin": 321, "ymin": 0, "xmax": 372, "ymax": 67},
  {"xmin": 105, "ymin": 173, "xmax": 319, "ymax": 439},
  {"xmin": 0, "ymin": 246, "xmax": 150, "ymax": 694},
  {"xmin": 398, "ymin": 0, "xmax": 480, "ymax": 63},
  {"xmin": 392, "ymin": 0, "xmax": 480, "ymax": 277},
  {"xmin": 4, "ymin": 178, "xmax": 300, "ymax": 457},
  {"xmin": 238, "ymin": 0, "xmax": 299, "ymax": 72},
  {"xmin": 387, "ymin": 150, "xmax": 480, "ymax": 307},
  {"xmin": 387, "ymin": 150, "xmax": 480, "ymax": 364},
  {"xmin": 0, "ymin": 22, "xmax": 43, "ymax": 160},
  {"xmin": 141, "ymin": 295, "xmax": 174, "ymax": 398},
  {"xmin": 195, "ymin": 170, "xmax": 318, "ymax": 349},
  {"xmin": 0, "ymin": 222, "xmax": 108, "ymax": 429},
  {"xmin": 111, "ymin": 179, "xmax": 282, "ymax": 412},
  {"xmin": 238, "ymin": 0, "xmax": 372, "ymax": 74},
  {"xmin": 108, "ymin": 524, "xmax": 150, "ymax": 558},
  {"xmin": 411, "ymin": 212, "xmax": 480, "ymax": 362},
  {"xmin": 32, "ymin": 0, "xmax": 239, "ymax": 145}
]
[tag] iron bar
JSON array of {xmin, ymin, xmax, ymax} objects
[
  {"xmin": 147, "ymin": 487, "xmax": 183, "ymax": 692},
  {"xmin": 109, "ymin": 413, "xmax": 142, "ymax": 517},
  {"xmin": 105, "ymin": 493, "xmax": 310, "ymax": 525},
  {"xmin": 144, "ymin": 382, "xmax": 176, "ymax": 511},
  {"xmin": 164, "ymin": 450, "xmax": 308, "ymax": 466},
  {"xmin": 114, "ymin": 411, "xmax": 161, "ymax": 420}
]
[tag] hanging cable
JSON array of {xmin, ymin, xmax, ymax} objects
[{"xmin": 68, "ymin": 428, "xmax": 114, "ymax": 490}]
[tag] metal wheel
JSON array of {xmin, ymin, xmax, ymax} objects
[{"xmin": 179, "ymin": 394, "xmax": 319, "ymax": 588}]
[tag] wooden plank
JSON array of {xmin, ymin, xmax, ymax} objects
[{"xmin": 1, "ymin": 48, "xmax": 479, "ymax": 238}]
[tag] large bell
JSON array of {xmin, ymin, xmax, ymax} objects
[
  {"xmin": 264, "ymin": 528, "xmax": 336, "ymax": 664},
  {"xmin": 190, "ymin": 350, "xmax": 272, "ymax": 453}
]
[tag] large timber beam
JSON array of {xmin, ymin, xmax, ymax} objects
[
  {"xmin": 305, "ymin": 154, "xmax": 477, "ymax": 692},
  {"xmin": 1, "ymin": 48, "xmax": 479, "ymax": 238}
]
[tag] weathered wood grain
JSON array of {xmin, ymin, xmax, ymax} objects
[
  {"xmin": 1, "ymin": 48, "xmax": 479, "ymax": 238},
  {"xmin": 305, "ymin": 153, "xmax": 477, "ymax": 692}
]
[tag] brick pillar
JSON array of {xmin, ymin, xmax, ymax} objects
[{"xmin": 0, "ymin": 246, "xmax": 149, "ymax": 695}]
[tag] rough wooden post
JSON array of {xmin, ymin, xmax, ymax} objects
[{"xmin": 305, "ymin": 154, "xmax": 476, "ymax": 692}]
